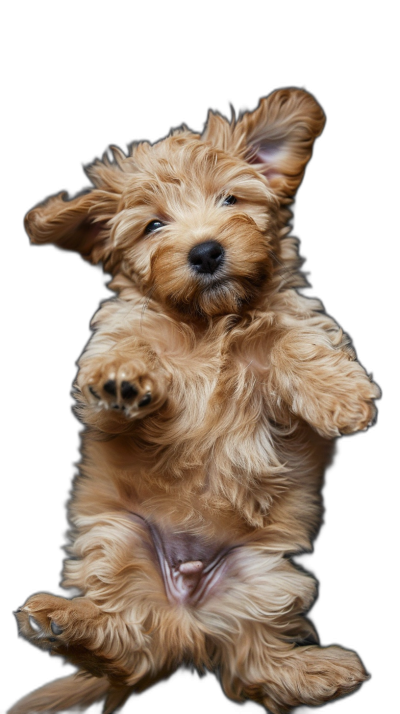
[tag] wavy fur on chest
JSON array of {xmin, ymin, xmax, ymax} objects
[{"xmin": 74, "ymin": 281, "xmax": 333, "ymax": 538}]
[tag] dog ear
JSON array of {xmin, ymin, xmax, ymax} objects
[
  {"xmin": 24, "ymin": 159, "xmax": 122, "ymax": 263},
  {"xmin": 203, "ymin": 88, "xmax": 325, "ymax": 200}
]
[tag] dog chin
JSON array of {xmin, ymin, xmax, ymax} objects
[{"xmin": 170, "ymin": 278, "xmax": 261, "ymax": 319}]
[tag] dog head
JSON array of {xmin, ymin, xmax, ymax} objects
[{"xmin": 25, "ymin": 88, "xmax": 325, "ymax": 319}]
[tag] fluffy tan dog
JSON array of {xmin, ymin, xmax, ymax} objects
[{"xmin": 10, "ymin": 88, "xmax": 379, "ymax": 714}]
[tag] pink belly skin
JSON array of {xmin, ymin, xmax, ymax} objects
[
  {"xmin": 159, "ymin": 551, "xmax": 234, "ymax": 606},
  {"xmin": 179, "ymin": 560, "xmax": 204, "ymax": 574},
  {"xmin": 129, "ymin": 512, "xmax": 239, "ymax": 606}
]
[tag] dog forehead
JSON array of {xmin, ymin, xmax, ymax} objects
[
  {"xmin": 120, "ymin": 132, "xmax": 264, "ymax": 209},
  {"xmin": 150, "ymin": 131, "xmax": 216, "ymax": 165}
]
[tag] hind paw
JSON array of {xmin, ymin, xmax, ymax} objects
[
  {"xmin": 15, "ymin": 594, "xmax": 125, "ymax": 678},
  {"xmin": 15, "ymin": 594, "xmax": 101, "ymax": 651}
]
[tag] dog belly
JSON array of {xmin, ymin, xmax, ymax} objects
[{"xmin": 129, "ymin": 512, "xmax": 238, "ymax": 606}]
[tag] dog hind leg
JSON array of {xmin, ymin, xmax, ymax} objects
[
  {"xmin": 202, "ymin": 550, "xmax": 367, "ymax": 712},
  {"xmin": 218, "ymin": 633, "xmax": 368, "ymax": 714},
  {"xmin": 15, "ymin": 593, "xmax": 145, "ymax": 682}
]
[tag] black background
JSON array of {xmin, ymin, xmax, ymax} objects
[{"xmin": 2, "ymin": 26, "xmax": 394, "ymax": 714}]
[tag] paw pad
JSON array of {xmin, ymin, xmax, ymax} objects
[
  {"xmin": 28, "ymin": 615, "xmax": 63, "ymax": 642},
  {"xmin": 86, "ymin": 373, "xmax": 154, "ymax": 417},
  {"xmin": 103, "ymin": 379, "xmax": 117, "ymax": 397},
  {"xmin": 80, "ymin": 352, "xmax": 168, "ymax": 419},
  {"xmin": 51, "ymin": 621, "xmax": 63, "ymax": 635},
  {"xmin": 138, "ymin": 393, "xmax": 152, "ymax": 407},
  {"xmin": 121, "ymin": 381, "xmax": 138, "ymax": 400}
]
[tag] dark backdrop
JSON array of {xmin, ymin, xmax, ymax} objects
[{"xmin": 2, "ymin": 37, "xmax": 391, "ymax": 714}]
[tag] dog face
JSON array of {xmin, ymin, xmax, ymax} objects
[
  {"xmin": 25, "ymin": 89, "xmax": 325, "ymax": 318},
  {"xmin": 110, "ymin": 136, "xmax": 276, "ymax": 317}
]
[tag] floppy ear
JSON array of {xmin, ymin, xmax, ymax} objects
[
  {"xmin": 25, "ymin": 183, "xmax": 121, "ymax": 265},
  {"xmin": 203, "ymin": 88, "xmax": 325, "ymax": 200}
]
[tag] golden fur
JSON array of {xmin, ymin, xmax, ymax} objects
[{"xmin": 10, "ymin": 88, "xmax": 379, "ymax": 714}]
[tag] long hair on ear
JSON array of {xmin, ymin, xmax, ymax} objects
[
  {"xmin": 24, "ymin": 151, "xmax": 127, "ymax": 266},
  {"xmin": 202, "ymin": 88, "xmax": 325, "ymax": 200}
]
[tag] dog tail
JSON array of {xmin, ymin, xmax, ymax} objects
[{"xmin": 8, "ymin": 673, "xmax": 132, "ymax": 714}]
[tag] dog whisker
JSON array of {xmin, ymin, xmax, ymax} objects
[{"xmin": 140, "ymin": 286, "xmax": 156, "ymax": 329}]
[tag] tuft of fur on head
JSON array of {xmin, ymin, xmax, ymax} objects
[{"xmin": 24, "ymin": 88, "xmax": 325, "ymax": 321}]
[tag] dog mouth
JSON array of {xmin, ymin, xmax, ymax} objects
[
  {"xmin": 194, "ymin": 271, "xmax": 229, "ymax": 290},
  {"xmin": 172, "ymin": 270, "xmax": 267, "ymax": 319}
]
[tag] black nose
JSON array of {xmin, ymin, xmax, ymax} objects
[{"xmin": 188, "ymin": 240, "xmax": 225, "ymax": 275}]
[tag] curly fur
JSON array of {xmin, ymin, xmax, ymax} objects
[{"xmin": 10, "ymin": 88, "xmax": 379, "ymax": 714}]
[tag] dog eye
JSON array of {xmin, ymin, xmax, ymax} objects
[
  {"xmin": 145, "ymin": 220, "xmax": 165, "ymax": 235},
  {"xmin": 222, "ymin": 195, "xmax": 237, "ymax": 206}
]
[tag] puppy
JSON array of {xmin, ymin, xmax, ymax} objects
[{"xmin": 10, "ymin": 88, "xmax": 379, "ymax": 714}]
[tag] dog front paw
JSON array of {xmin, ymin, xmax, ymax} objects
[
  {"xmin": 335, "ymin": 389, "xmax": 378, "ymax": 435},
  {"xmin": 78, "ymin": 349, "xmax": 169, "ymax": 419},
  {"xmin": 304, "ymin": 377, "xmax": 380, "ymax": 438}
]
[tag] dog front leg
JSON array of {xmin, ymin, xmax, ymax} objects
[
  {"xmin": 15, "ymin": 512, "xmax": 179, "ymax": 685},
  {"xmin": 268, "ymin": 326, "xmax": 380, "ymax": 438}
]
